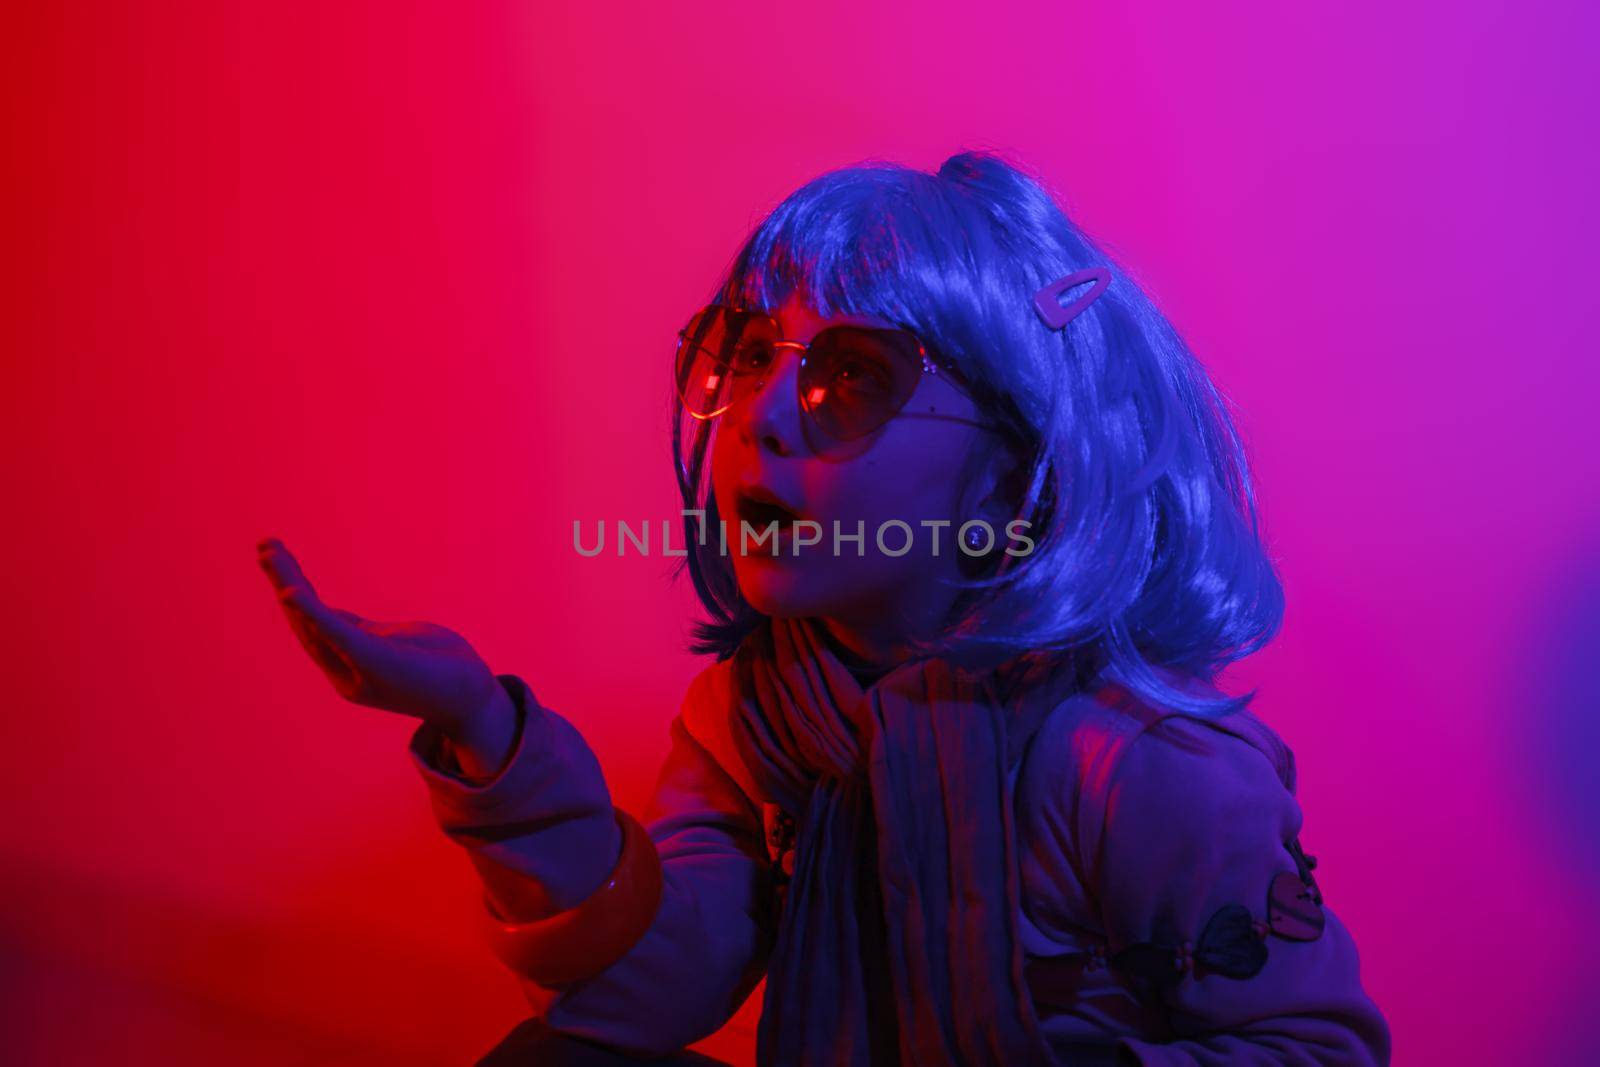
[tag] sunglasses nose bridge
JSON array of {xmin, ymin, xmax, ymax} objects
[{"xmin": 744, "ymin": 339, "xmax": 807, "ymax": 395}]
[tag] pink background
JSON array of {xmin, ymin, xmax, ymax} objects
[{"xmin": 5, "ymin": 2, "xmax": 1597, "ymax": 1063}]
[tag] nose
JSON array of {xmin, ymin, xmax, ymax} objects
[{"xmin": 734, "ymin": 342, "xmax": 805, "ymax": 457}]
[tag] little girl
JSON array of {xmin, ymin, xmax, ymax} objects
[{"xmin": 258, "ymin": 152, "xmax": 1390, "ymax": 1065}]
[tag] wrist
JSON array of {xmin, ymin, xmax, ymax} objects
[{"xmin": 444, "ymin": 677, "xmax": 521, "ymax": 780}]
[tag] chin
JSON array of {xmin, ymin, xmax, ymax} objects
[
  {"xmin": 733, "ymin": 555, "xmax": 888, "ymax": 622},
  {"xmin": 733, "ymin": 561, "xmax": 825, "ymax": 618}
]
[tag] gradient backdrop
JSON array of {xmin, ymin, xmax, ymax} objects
[{"xmin": 4, "ymin": 2, "xmax": 1598, "ymax": 1063}]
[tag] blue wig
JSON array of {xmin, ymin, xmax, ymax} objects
[{"xmin": 669, "ymin": 151, "xmax": 1284, "ymax": 718}]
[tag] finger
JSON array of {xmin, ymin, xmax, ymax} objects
[
  {"xmin": 257, "ymin": 543, "xmax": 366, "ymax": 647},
  {"xmin": 287, "ymin": 594, "xmax": 400, "ymax": 683},
  {"xmin": 282, "ymin": 600, "xmax": 358, "ymax": 683},
  {"xmin": 256, "ymin": 541, "xmax": 393, "ymax": 680},
  {"xmin": 331, "ymin": 607, "xmax": 401, "ymax": 639},
  {"xmin": 256, "ymin": 539, "xmax": 319, "ymax": 606}
]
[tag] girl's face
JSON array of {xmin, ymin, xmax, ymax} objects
[{"xmin": 709, "ymin": 293, "xmax": 1005, "ymax": 659}]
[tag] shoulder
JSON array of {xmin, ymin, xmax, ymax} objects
[
  {"xmin": 1015, "ymin": 675, "xmax": 1301, "ymax": 900},
  {"xmin": 1017, "ymin": 669, "xmax": 1298, "ymax": 805},
  {"xmin": 1100, "ymin": 713, "xmax": 1305, "ymax": 877}
]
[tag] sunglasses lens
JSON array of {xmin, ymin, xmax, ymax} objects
[
  {"xmin": 797, "ymin": 327, "xmax": 922, "ymax": 440},
  {"xmin": 675, "ymin": 307, "xmax": 778, "ymax": 418}
]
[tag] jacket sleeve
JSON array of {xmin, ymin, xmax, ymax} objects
[
  {"xmin": 408, "ymin": 673, "xmax": 776, "ymax": 1056},
  {"xmin": 1094, "ymin": 716, "xmax": 1392, "ymax": 1066}
]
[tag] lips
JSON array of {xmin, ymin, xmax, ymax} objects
[{"xmin": 734, "ymin": 484, "xmax": 804, "ymax": 529}]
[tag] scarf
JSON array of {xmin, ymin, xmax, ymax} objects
[{"xmin": 720, "ymin": 614, "xmax": 1085, "ymax": 1066}]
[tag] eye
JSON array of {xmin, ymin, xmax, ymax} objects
[
  {"xmin": 827, "ymin": 350, "xmax": 893, "ymax": 394},
  {"xmin": 731, "ymin": 340, "xmax": 774, "ymax": 375},
  {"xmin": 832, "ymin": 359, "xmax": 872, "ymax": 384}
]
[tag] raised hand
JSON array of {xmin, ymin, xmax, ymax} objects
[{"xmin": 255, "ymin": 537, "xmax": 517, "ymax": 771}]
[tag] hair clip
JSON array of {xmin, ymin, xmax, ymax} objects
[{"xmin": 1033, "ymin": 267, "xmax": 1110, "ymax": 330}]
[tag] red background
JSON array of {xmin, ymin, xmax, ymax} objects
[{"xmin": 5, "ymin": 3, "xmax": 1598, "ymax": 1063}]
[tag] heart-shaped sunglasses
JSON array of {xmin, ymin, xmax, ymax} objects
[
  {"xmin": 674, "ymin": 305, "xmax": 995, "ymax": 443},
  {"xmin": 673, "ymin": 269, "xmax": 1109, "ymax": 444}
]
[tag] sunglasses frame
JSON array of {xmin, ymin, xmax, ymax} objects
[{"xmin": 675, "ymin": 303, "xmax": 1001, "ymax": 442}]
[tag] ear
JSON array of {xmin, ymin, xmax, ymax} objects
[{"xmin": 962, "ymin": 435, "xmax": 1030, "ymax": 526}]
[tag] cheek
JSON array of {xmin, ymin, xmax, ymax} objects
[
  {"xmin": 809, "ymin": 435, "xmax": 971, "ymax": 530},
  {"xmin": 708, "ymin": 427, "xmax": 737, "ymax": 505}
]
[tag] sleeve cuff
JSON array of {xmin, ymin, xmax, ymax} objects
[
  {"xmin": 408, "ymin": 673, "xmax": 560, "ymax": 823},
  {"xmin": 479, "ymin": 806, "xmax": 664, "ymax": 988},
  {"xmin": 422, "ymin": 675, "xmax": 528, "ymax": 785}
]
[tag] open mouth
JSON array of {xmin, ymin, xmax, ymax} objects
[
  {"xmin": 736, "ymin": 493, "xmax": 801, "ymax": 530},
  {"xmin": 733, "ymin": 485, "xmax": 806, "ymax": 548}
]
